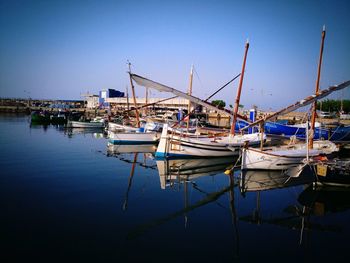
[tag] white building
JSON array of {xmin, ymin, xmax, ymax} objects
[
  {"xmin": 106, "ymin": 97, "xmax": 194, "ymax": 111},
  {"xmin": 81, "ymin": 93, "xmax": 99, "ymax": 109}
]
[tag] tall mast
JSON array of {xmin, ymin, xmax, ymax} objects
[
  {"xmin": 230, "ymin": 40, "xmax": 249, "ymax": 136},
  {"xmin": 187, "ymin": 65, "xmax": 194, "ymax": 131},
  {"xmin": 128, "ymin": 62, "xmax": 141, "ymax": 128},
  {"xmin": 126, "ymin": 85, "xmax": 130, "ymax": 111},
  {"xmin": 309, "ymin": 26, "xmax": 326, "ymax": 149},
  {"xmin": 340, "ymin": 90, "xmax": 344, "ymax": 112},
  {"xmin": 144, "ymin": 87, "xmax": 148, "ymax": 116}
]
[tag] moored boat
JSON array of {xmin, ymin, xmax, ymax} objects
[
  {"xmin": 108, "ymin": 130, "xmax": 160, "ymax": 145},
  {"xmin": 156, "ymin": 123, "xmax": 264, "ymax": 158},
  {"xmin": 66, "ymin": 118, "xmax": 105, "ymax": 128},
  {"xmin": 264, "ymin": 121, "xmax": 329, "ymax": 139},
  {"xmin": 50, "ymin": 111, "xmax": 67, "ymax": 124},
  {"xmin": 241, "ymin": 146, "xmax": 318, "ymax": 171},
  {"xmin": 31, "ymin": 111, "xmax": 50, "ymax": 123},
  {"xmin": 107, "ymin": 142, "xmax": 157, "ymax": 154},
  {"xmin": 108, "ymin": 121, "xmax": 142, "ymax": 132},
  {"xmin": 241, "ymin": 139, "xmax": 338, "ymax": 170}
]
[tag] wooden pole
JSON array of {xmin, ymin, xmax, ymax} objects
[
  {"xmin": 230, "ymin": 40, "xmax": 249, "ymax": 136},
  {"xmin": 128, "ymin": 62, "xmax": 141, "ymax": 128},
  {"xmin": 187, "ymin": 65, "xmax": 194, "ymax": 131},
  {"xmin": 309, "ymin": 26, "xmax": 326, "ymax": 149}
]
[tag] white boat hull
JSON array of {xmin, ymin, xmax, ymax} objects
[
  {"xmin": 108, "ymin": 131, "xmax": 160, "ymax": 145},
  {"xmin": 67, "ymin": 120, "xmax": 105, "ymax": 128},
  {"xmin": 108, "ymin": 122, "xmax": 141, "ymax": 132},
  {"xmin": 107, "ymin": 143, "xmax": 156, "ymax": 154},
  {"xmin": 156, "ymin": 124, "xmax": 265, "ymax": 158},
  {"xmin": 241, "ymin": 147, "xmax": 319, "ymax": 170}
]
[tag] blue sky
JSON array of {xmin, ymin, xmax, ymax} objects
[{"xmin": 1, "ymin": 0, "xmax": 349, "ymax": 110}]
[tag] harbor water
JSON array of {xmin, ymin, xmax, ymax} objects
[{"xmin": 1, "ymin": 114, "xmax": 350, "ymax": 262}]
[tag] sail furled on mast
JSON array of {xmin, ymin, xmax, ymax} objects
[
  {"xmin": 130, "ymin": 73, "xmax": 249, "ymax": 121},
  {"xmin": 240, "ymin": 80, "xmax": 350, "ymax": 131}
]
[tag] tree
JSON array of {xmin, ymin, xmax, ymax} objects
[
  {"xmin": 317, "ymin": 99, "xmax": 350, "ymax": 112},
  {"xmin": 211, "ymin": 100, "xmax": 226, "ymax": 109}
]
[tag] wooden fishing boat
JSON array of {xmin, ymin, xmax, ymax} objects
[
  {"xmin": 156, "ymin": 123, "xmax": 264, "ymax": 158},
  {"xmin": 107, "ymin": 142, "xmax": 157, "ymax": 154},
  {"xmin": 241, "ymin": 147, "xmax": 315, "ymax": 171},
  {"xmin": 242, "ymin": 120, "xmax": 339, "ymax": 171},
  {"xmin": 108, "ymin": 121, "xmax": 142, "ymax": 132},
  {"xmin": 328, "ymin": 125, "xmax": 350, "ymax": 142},
  {"xmin": 264, "ymin": 121, "xmax": 350, "ymax": 142},
  {"xmin": 66, "ymin": 118, "xmax": 105, "ymax": 128},
  {"xmin": 108, "ymin": 130, "xmax": 160, "ymax": 145},
  {"xmin": 132, "ymin": 41, "xmax": 266, "ymax": 158},
  {"xmin": 240, "ymin": 27, "xmax": 349, "ymax": 171},
  {"xmin": 264, "ymin": 121, "xmax": 329, "ymax": 139}
]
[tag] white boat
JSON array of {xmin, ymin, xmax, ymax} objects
[
  {"xmin": 156, "ymin": 124, "xmax": 265, "ymax": 158},
  {"xmin": 241, "ymin": 140, "xmax": 338, "ymax": 170},
  {"xmin": 241, "ymin": 147, "xmax": 317, "ymax": 170},
  {"xmin": 107, "ymin": 143, "xmax": 156, "ymax": 154},
  {"xmin": 108, "ymin": 130, "xmax": 160, "ymax": 145},
  {"xmin": 239, "ymin": 78, "xmax": 349, "ymax": 170},
  {"xmin": 340, "ymin": 113, "xmax": 350, "ymax": 120},
  {"xmin": 108, "ymin": 122, "xmax": 141, "ymax": 132},
  {"xmin": 66, "ymin": 119, "xmax": 105, "ymax": 128}
]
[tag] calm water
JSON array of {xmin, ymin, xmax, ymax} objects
[{"xmin": 1, "ymin": 114, "xmax": 350, "ymax": 262}]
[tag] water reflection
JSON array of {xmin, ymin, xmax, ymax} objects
[
  {"xmin": 110, "ymin": 146, "xmax": 350, "ymax": 254},
  {"xmin": 63, "ymin": 128, "xmax": 105, "ymax": 138},
  {"xmin": 126, "ymin": 157, "xmax": 238, "ymax": 242},
  {"xmin": 239, "ymin": 168, "xmax": 314, "ymax": 194},
  {"xmin": 29, "ymin": 122, "xmax": 49, "ymax": 131},
  {"xmin": 156, "ymin": 157, "xmax": 235, "ymax": 189},
  {"xmin": 238, "ymin": 168, "xmax": 349, "ymax": 246},
  {"xmin": 28, "ymin": 122, "xmax": 106, "ymax": 138},
  {"xmin": 299, "ymin": 185, "xmax": 350, "ymax": 216}
]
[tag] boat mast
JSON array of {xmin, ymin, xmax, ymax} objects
[
  {"xmin": 126, "ymin": 85, "xmax": 130, "ymax": 111},
  {"xmin": 187, "ymin": 65, "xmax": 194, "ymax": 131},
  {"xmin": 230, "ymin": 40, "xmax": 249, "ymax": 136},
  {"xmin": 340, "ymin": 91, "xmax": 344, "ymax": 112},
  {"xmin": 128, "ymin": 61, "xmax": 141, "ymax": 128},
  {"xmin": 309, "ymin": 26, "xmax": 326, "ymax": 149},
  {"xmin": 144, "ymin": 87, "xmax": 148, "ymax": 116}
]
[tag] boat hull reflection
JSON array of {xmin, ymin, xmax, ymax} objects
[
  {"xmin": 299, "ymin": 185, "xmax": 350, "ymax": 215},
  {"xmin": 156, "ymin": 157, "xmax": 235, "ymax": 189},
  {"xmin": 239, "ymin": 167, "xmax": 315, "ymax": 194}
]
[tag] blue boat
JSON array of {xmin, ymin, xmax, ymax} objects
[
  {"xmin": 329, "ymin": 125, "xmax": 350, "ymax": 141},
  {"xmin": 264, "ymin": 122, "xmax": 350, "ymax": 142}
]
